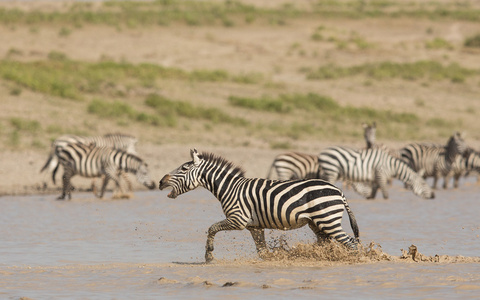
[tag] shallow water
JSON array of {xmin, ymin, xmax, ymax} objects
[{"xmin": 1, "ymin": 178, "xmax": 479, "ymax": 299}]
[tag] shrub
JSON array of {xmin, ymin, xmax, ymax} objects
[{"xmin": 464, "ymin": 33, "xmax": 480, "ymax": 48}]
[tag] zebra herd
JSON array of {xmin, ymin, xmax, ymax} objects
[
  {"xmin": 40, "ymin": 133, "xmax": 155, "ymax": 200},
  {"xmin": 40, "ymin": 126, "xmax": 477, "ymax": 263},
  {"xmin": 267, "ymin": 124, "xmax": 475, "ymax": 200}
]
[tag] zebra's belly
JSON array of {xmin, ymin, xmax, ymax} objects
[{"xmin": 247, "ymin": 214, "xmax": 310, "ymax": 230}]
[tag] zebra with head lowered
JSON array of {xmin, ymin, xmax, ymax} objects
[
  {"xmin": 443, "ymin": 148, "xmax": 480, "ymax": 189},
  {"xmin": 159, "ymin": 149, "xmax": 360, "ymax": 263},
  {"xmin": 266, "ymin": 152, "xmax": 321, "ymax": 181},
  {"xmin": 399, "ymin": 132, "xmax": 467, "ymax": 189},
  {"xmin": 55, "ymin": 142, "xmax": 155, "ymax": 200},
  {"xmin": 318, "ymin": 146, "xmax": 435, "ymax": 200},
  {"xmin": 41, "ymin": 133, "xmax": 138, "ymax": 185}
]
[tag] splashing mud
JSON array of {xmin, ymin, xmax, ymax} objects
[{"xmin": 215, "ymin": 236, "xmax": 480, "ymax": 267}]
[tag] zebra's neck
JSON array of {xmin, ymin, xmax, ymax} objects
[
  {"xmin": 391, "ymin": 157, "xmax": 419, "ymax": 183},
  {"xmin": 198, "ymin": 161, "xmax": 245, "ymax": 200}
]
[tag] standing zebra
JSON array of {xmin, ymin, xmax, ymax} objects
[
  {"xmin": 443, "ymin": 148, "xmax": 480, "ymax": 189},
  {"xmin": 399, "ymin": 132, "xmax": 467, "ymax": 189},
  {"xmin": 363, "ymin": 122, "xmax": 376, "ymax": 149},
  {"xmin": 55, "ymin": 142, "xmax": 155, "ymax": 200},
  {"xmin": 318, "ymin": 146, "xmax": 434, "ymax": 199},
  {"xmin": 265, "ymin": 152, "xmax": 321, "ymax": 180},
  {"xmin": 41, "ymin": 133, "xmax": 138, "ymax": 185},
  {"xmin": 159, "ymin": 149, "xmax": 360, "ymax": 263}
]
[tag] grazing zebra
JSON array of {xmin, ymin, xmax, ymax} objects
[
  {"xmin": 399, "ymin": 132, "xmax": 467, "ymax": 189},
  {"xmin": 265, "ymin": 152, "xmax": 321, "ymax": 180},
  {"xmin": 55, "ymin": 142, "xmax": 155, "ymax": 200},
  {"xmin": 159, "ymin": 149, "xmax": 360, "ymax": 263},
  {"xmin": 443, "ymin": 148, "xmax": 480, "ymax": 189},
  {"xmin": 318, "ymin": 146, "xmax": 434, "ymax": 199},
  {"xmin": 41, "ymin": 133, "xmax": 138, "ymax": 185}
]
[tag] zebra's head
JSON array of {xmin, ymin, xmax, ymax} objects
[
  {"xmin": 159, "ymin": 149, "xmax": 203, "ymax": 199},
  {"xmin": 446, "ymin": 132, "xmax": 467, "ymax": 157},
  {"xmin": 362, "ymin": 122, "xmax": 376, "ymax": 149},
  {"xmin": 405, "ymin": 173, "xmax": 435, "ymax": 199},
  {"xmin": 136, "ymin": 162, "xmax": 156, "ymax": 190}
]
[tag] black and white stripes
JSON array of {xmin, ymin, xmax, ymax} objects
[
  {"xmin": 159, "ymin": 149, "xmax": 359, "ymax": 263},
  {"xmin": 266, "ymin": 152, "xmax": 321, "ymax": 180},
  {"xmin": 318, "ymin": 146, "xmax": 434, "ymax": 199},
  {"xmin": 55, "ymin": 142, "xmax": 155, "ymax": 200}
]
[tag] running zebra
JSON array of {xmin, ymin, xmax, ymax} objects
[
  {"xmin": 159, "ymin": 149, "xmax": 360, "ymax": 263},
  {"xmin": 41, "ymin": 133, "xmax": 138, "ymax": 184},
  {"xmin": 55, "ymin": 142, "xmax": 155, "ymax": 200},
  {"xmin": 399, "ymin": 132, "xmax": 467, "ymax": 189},
  {"xmin": 266, "ymin": 152, "xmax": 321, "ymax": 180},
  {"xmin": 318, "ymin": 146, "xmax": 435, "ymax": 199}
]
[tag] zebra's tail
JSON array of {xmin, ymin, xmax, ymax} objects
[
  {"xmin": 40, "ymin": 154, "xmax": 60, "ymax": 184},
  {"xmin": 342, "ymin": 193, "xmax": 360, "ymax": 240},
  {"xmin": 40, "ymin": 154, "xmax": 55, "ymax": 173}
]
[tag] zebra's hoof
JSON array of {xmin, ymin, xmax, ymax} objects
[
  {"xmin": 56, "ymin": 196, "xmax": 65, "ymax": 201},
  {"xmin": 205, "ymin": 252, "xmax": 214, "ymax": 263}
]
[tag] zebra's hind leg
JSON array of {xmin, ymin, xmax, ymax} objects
[
  {"xmin": 58, "ymin": 169, "xmax": 74, "ymax": 200},
  {"xmin": 313, "ymin": 220, "xmax": 358, "ymax": 250},
  {"xmin": 247, "ymin": 228, "xmax": 269, "ymax": 259},
  {"xmin": 308, "ymin": 221, "xmax": 330, "ymax": 244}
]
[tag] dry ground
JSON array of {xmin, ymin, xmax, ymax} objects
[{"xmin": 1, "ymin": 0, "xmax": 480, "ymax": 196}]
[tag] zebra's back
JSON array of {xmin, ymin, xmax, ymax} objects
[{"xmin": 266, "ymin": 152, "xmax": 320, "ymax": 180}]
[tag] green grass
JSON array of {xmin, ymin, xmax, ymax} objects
[
  {"xmin": 145, "ymin": 94, "xmax": 247, "ymax": 125},
  {"xmin": 464, "ymin": 33, "xmax": 480, "ymax": 48},
  {"xmin": 0, "ymin": 56, "xmax": 264, "ymax": 101},
  {"xmin": 425, "ymin": 37, "xmax": 454, "ymax": 50},
  {"xmin": 0, "ymin": 0, "xmax": 479, "ymax": 29},
  {"xmin": 303, "ymin": 60, "xmax": 479, "ymax": 83}
]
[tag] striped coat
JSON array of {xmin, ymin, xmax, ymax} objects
[
  {"xmin": 55, "ymin": 142, "xmax": 155, "ymax": 200},
  {"xmin": 159, "ymin": 149, "xmax": 359, "ymax": 263}
]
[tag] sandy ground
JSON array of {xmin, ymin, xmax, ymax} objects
[{"xmin": 1, "ymin": 1, "xmax": 480, "ymax": 197}]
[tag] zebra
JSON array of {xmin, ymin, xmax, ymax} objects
[
  {"xmin": 55, "ymin": 142, "xmax": 155, "ymax": 200},
  {"xmin": 443, "ymin": 148, "xmax": 480, "ymax": 189},
  {"xmin": 318, "ymin": 146, "xmax": 435, "ymax": 199},
  {"xmin": 265, "ymin": 152, "xmax": 321, "ymax": 180},
  {"xmin": 41, "ymin": 133, "xmax": 138, "ymax": 185},
  {"xmin": 399, "ymin": 132, "xmax": 467, "ymax": 189},
  {"xmin": 159, "ymin": 149, "xmax": 360, "ymax": 263},
  {"xmin": 363, "ymin": 122, "xmax": 376, "ymax": 149}
]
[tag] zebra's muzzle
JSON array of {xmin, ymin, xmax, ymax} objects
[
  {"xmin": 159, "ymin": 174, "xmax": 171, "ymax": 190},
  {"xmin": 159, "ymin": 174, "xmax": 177, "ymax": 198}
]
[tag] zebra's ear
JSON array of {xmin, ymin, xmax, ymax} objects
[{"xmin": 190, "ymin": 148, "xmax": 201, "ymax": 166}]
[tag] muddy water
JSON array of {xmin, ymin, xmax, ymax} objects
[{"xmin": 1, "ymin": 179, "xmax": 479, "ymax": 299}]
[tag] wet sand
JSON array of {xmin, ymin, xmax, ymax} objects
[{"xmin": 1, "ymin": 179, "xmax": 479, "ymax": 299}]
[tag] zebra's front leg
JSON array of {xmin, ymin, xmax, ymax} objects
[
  {"xmin": 375, "ymin": 171, "xmax": 389, "ymax": 199},
  {"xmin": 247, "ymin": 228, "xmax": 268, "ymax": 259},
  {"xmin": 205, "ymin": 218, "xmax": 245, "ymax": 263}
]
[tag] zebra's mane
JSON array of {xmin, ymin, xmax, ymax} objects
[{"xmin": 199, "ymin": 152, "xmax": 246, "ymax": 177}]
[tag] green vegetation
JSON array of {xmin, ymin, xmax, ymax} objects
[
  {"xmin": 145, "ymin": 94, "xmax": 247, "ymax": 125},
  {"xmin": 425, "ymin": 37, "xmax": 454, "ymax": 50},
  {"xmin": 87, "ymin": 94, "xmax": 247, "ymax": 128},
  {"xmin": 303, "ymin": 60, "xmax": 479, "ymax": 83},
  {"xmin": 464, "ymin": 33, "xmax": 480, "ymax": 48},
  {"xmin": 0, "ymin": 55, "xmax": 263, "ymax": 101},
  {"xmin": 1, "ymin": 0, "xmax": 479, "ymax": 28}
]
